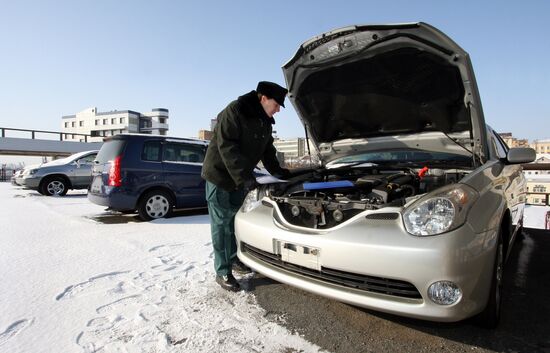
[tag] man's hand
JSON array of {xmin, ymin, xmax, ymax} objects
[
  {"xmin": 273, "ymin": 168, "xmax": 292, "ymax": 180},
  {"xmin": 243, "ymin": 179, "xmax": 259, "ymax": 192}
]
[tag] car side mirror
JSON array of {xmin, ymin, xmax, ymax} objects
[{"xmin": 506, "ymin": 147, "xmax": 536, "ymax": 164}]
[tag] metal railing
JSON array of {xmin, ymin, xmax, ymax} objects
[
  {"xmin": 0, "ymin": 127, "xmax": 92, "ymax": 142},
  {"xmin": 0, "ymin": 167, "xmax": 15, "ymax": 181}
]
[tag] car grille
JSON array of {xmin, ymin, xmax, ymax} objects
[{"xmin": 242, "ymin": 242, "xmax": 422, "ymax": 299}]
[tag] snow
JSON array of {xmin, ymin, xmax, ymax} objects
[
  {"xmin": 3, "ymin": 181, "xmax": 548, "ymax": 353},
  {"xmin": 524, "ymin": 204, "xmax": 550, "ymax": 229},
  {"xmin": 0, "ymin": 183, "xmax": 323, "ymax": 353}
]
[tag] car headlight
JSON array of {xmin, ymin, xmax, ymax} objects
[
  {"xmin": 241, "ymin": 187, "xmax": 265, "ymax": 213},
  {"xmin": 403, "ymin": 184, "xmax": 478, "ymax": 236},
  {"xmin": 28, "ymin": 169, "xmax": 38, "ymax": 175}
]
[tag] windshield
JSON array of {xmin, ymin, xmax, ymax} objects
[{"xmin": 329, "ymin": 150, "xmax": 471, "ymax": 167}]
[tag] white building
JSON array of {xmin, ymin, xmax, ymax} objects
[
  {"xmin": 273, "ymin": 138, "xmax": 318, "ymax": 167},
  {"xmin": 61, "ymin": 107, "xmax": 169, "ymax": 142}
]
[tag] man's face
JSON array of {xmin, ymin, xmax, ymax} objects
[{"xmin": 260, "ymin": 96, "xmax": 281, "ymax": 117}]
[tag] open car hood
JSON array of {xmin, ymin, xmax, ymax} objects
[{"xmin": 282, "ymin": 22, "xmax": 488, "ymax": 163}]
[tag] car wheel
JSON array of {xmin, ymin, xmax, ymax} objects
[
  {"xmin": 476, "ymin": 229, "xmax": 504, "ymax": 328},
  {"xmin": 137, "ymin": 190, "xmax": 173, "ymax": 221},
  {"xmin": 41, "ymin": 177, "xmax": 68, "ymax": 196}
]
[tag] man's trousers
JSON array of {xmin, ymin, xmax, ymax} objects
[{"xmin": 205, "ymin": 181, "xmax": 247, "ymax": 276}]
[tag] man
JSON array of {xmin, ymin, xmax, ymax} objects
[{"xmin": 202, "ymin": 81, "xmax": 290, "ymax": 291}]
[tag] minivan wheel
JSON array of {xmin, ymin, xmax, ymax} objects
[
  {"xmin": 41, "ymin": 177, "xmax": 68, "ymax": 196},
  {"xmin": 138, "ymin": 190, "xmax": 173, "ymax": 221},
  {"xmin": 476, "ymin": 229, "xmax": 504, "ymax": 328}
]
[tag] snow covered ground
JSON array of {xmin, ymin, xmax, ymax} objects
[
  {"xmin": 2, "ymin": 182, "xmax": 549, "ymax": 353},
  {"xmin": 0, "ymin": 183, "xmax": 323, "ymax": 353},
  {"xmin": 524, "ymin": 204, "xmax": 550, "ymax": 229}
]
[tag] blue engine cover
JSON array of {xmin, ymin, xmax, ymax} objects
[{"xmin": 302, "ymin": 180, "xmax": 354, "ymax": 190}]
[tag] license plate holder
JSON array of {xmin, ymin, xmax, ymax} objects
[
  {"xmin": 90, "ymin": 177, "xmax": 102, "ymax": 193},
  {"xmin": 278, "ymin": 241, "xmax": 320, "ymax": 271}
]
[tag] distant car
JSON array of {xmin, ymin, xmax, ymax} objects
[
  {"xmin": 87, "ymin": 134, "xmax": 208, "ymax": 221},
  {"xmin": 235, "ymin": 22, "xmax": 536, "ymax": 328},
  {"xmin": 11, "ymin": 169, "xmax": 23, "ymax": 185},
  {"xmin": 18, "ymin": 151, "xmax": 98, "ymax": 196},
  {"xmin": 12, "ymin": 164, "xmax": 40, "ymax": 186}
]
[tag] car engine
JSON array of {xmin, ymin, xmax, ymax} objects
[{"xmin": 267, "ymin": 166, "xmax": 469, "ymax": 229}]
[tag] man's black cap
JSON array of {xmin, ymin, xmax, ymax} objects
[{"xmin": 256, "ymin": 81, "xmax": 288, "ymax": 108}]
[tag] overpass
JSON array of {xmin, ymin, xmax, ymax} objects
[{"xmin": 0, "ymin": 127, "xmax": 102, "ymax": 157}]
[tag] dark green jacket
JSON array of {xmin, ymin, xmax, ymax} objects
[{"xmin": 201, "ymin": 90, "xmax": 285, "ymax": 191}]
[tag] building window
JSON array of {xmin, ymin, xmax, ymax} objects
[
  {"xmin": 159, "ymin": 117, "xmax": 166, "ymax": 124},
  {"xmin": 64, "ymin": 122, "xmax": 69, "ymax": 128},
  {"xmin": 533, "ymin": 185, "xmax": 547, "ymax": 193},
  {"xmin": 95, "ymin": 119, "xmax": 99, "ymax": 126},
  {"xmin": 120, "ymin": 117, "xmax": 125, "ymax": 124},
  {"xmin": 71, "ymin": 121, "xmax": 75, "ymax": 127},
  {"xmin": 111, "ymin": 118, "xmax": 116, "ymax": 124},
  {"xmin": 79, "ymin": 121, "xmax": 84, "ymax": 127},
  {"xmin": 71, "ymin": 134, "xmax": 75, "ymax": 139},
  {"xmin": 103, "ymin": 119, "xmax": 108, "ymax": 125}
]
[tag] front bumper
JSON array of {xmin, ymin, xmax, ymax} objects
[
  {"xmin": 19, "ymin": 176, "xmax": 40, "ymax": 189},
  {"xmin": 235, "ymin": 201, "xmax": 498, "ymax": 322}
]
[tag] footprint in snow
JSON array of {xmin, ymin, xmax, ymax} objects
[
  {"xmin": 55, "ymin": 271, "xmax": 130, "ymax": 301},
  {"xmin": 96, "ymin": 294, "xmax": 143, "ymax": 314},
  {"xmin": 0, "ymin": 318, "xmax": 35, "ymax": 347}
]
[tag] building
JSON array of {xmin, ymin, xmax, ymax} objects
[
  {"xmin": 198, "ymin": 130, "xmax": 213, "ymax": 140},
  {"xmin": 531, "ymin": 139, "xmax": 550, "ymax": 154},
  {"xmin": 526, "ymin": 174, "xmax": 550, "ymax": 205},
  {"xmin": 273, "ymin": 138, "xmax": 318, "ymax": 167},
  {"xmin": 273, "ymin": 138, "xmax": 308, "ymax": 159},
  {"xmin": 61, "ymin": 107, "xmax": 169, "ymax": 142},
  {"xmin": 498, "ymin": 132, "xmax": 529, "ymax": 148},
  {"xmin": 210, "ymin": 118, "xmax": 217, "ymax": 131}
]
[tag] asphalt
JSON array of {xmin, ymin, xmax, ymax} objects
[{"xmin": 248, "ymin": 228, "xmax": 550, "ymax": 353}]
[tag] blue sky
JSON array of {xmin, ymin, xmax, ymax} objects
[{"xmin": 1, "ymin": 0, "xmax": 549, "ymax": 143}]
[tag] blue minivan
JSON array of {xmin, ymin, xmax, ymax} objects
[{"xmin": 88, "ymin": 134, "xmax": 208, "ymax": 220}]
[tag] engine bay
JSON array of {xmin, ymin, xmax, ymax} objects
[{"xmin": 267, "ymin": 166, "xmax": 470, "ymax": 229}]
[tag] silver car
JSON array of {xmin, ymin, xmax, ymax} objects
[
  {"xmin": 235, "ymin": 22, "xmax": 535, "ymax": 328},
  {"xmin": 18, "ymin": 150, "xmax": 98, "ymax": 196}
]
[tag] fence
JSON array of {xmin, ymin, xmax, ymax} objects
[
  {"xmin": 0, "ymin": 127, "xmax": 92, "ymax": 142},
  {"xmin": 0, "ymin": 167, "xmax": 16, "ymax": 182}
]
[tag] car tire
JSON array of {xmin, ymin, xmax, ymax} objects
[
  {"xmin": 40, "ymin": 176, "xmax": 69, "ymax": 196},
  {"xmin": 137, "ymin": 190, "xmax": 173, "ymax": 221},
  {"xmin": 476, "ymin": 228, "xmax": 504, "ymax": 328}
]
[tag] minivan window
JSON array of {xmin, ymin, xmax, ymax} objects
[
  {"xmin": 163, "ymin": 142, "xmax": 205, "ymax": 163},
  {"xmin": 142, "ymin": 141, "xmax": 162, "ymax": 162},
  {"xmin": 95, "ymin": 140, "xmax": 126, "ymax": 163}
]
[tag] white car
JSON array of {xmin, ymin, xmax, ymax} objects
[{"xmin": 235, "ymin": 22, "xmax": 535, "ymax": 328}]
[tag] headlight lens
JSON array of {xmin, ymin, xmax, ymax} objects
[
  {"xmin": 28, "ymin": 169, "xmax": 38, "ymax": 175},
  {"xmin": 241, "ymin": 187, "xmax": 264, "ymax": 213},
  {"xmin": 403, "ymin": 184, "xmax": 478, "ymax": 236}
]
